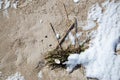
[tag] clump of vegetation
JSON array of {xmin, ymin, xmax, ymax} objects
[
  {"xmin": 45, "ymin": 45, "xmax": 86, "ymax": 70},
  {"xmin": 46, "ymin": 18, "xmax": 90, "ymax": 70}
]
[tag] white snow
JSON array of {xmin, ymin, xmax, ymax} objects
[
  {"xmin": 11, "ymin": 1, "xmax": 18, "ymax": 9},
  {"xmin": 38, "ymin": 71, "xmax": 42, "ymax": 80},
  {"xmin": 6, "ymin": 72, "xmax": 25, "ymax": 80},
  {"xmin": 0, "ymin": 0, "xmax": 3, "ymax": 9},
  {"xmin": 63, "ymin": 54, "xmax": 79, "ymax": 72},
  {"xmin": 3, "ymin": 0, "xmax": 10, "ymax": 17},
  {"xmin": 4, "ymin": 0, "xmax": 10, "ymax": 9},
  {"xmin": 12, "ymin": 3, "xmax": 17, "ymax": 9},
  {"xmin": 116, "ymin": 43, "xmax": 120, "ymax": 51},
  {"xmin": 73, "ymin": 0, "xmax": 79, "ymax": 3},
  {"xmin": 87, "ymin": 30, "xmax": 97, "ymax": 40},
  {"xmin": 76, "ymin": 32, "xmax": 82, "ymax": 38},
  {"xmin": 82, "ymin": 3, "xmax": 103, "ymax": 30},
  {"xmin": 83, "ymin": 20, "xmax": 96, "ymax": 30},
  {"xmin": 88, "ymin": 3, "xmax": 103, "ymax": 22},
  {"xmin": 68, "ymin": 32, "xmax": 75, "ymax": 45},
  {"xmin": 65, "ymin": 0, "xmax": 120, "ymax": 80}
]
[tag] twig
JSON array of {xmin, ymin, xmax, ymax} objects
[
  {"xmin": 63, "ymin": 3, "xmax": 69, "ymax": 21},
  {"xmin": 49, "ymin": 23, "xmax": 63, "ymax": 50},
  {"xmin": 74, "ymin": 18, "xmax": 79, "ymax": 48}
]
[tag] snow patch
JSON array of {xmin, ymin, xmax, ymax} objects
[
  {"xmin": 38, "ymin": 71, "xmax": 42, "ymax": 80},
  {"xmin": 116, "ymin": 43, "xmax": 120, "ymax": 51},
  {"xmin": 4, "ymin": 0, "xmax": 10, "ymax": 9},
  {"xmin": 82, "ymin": 3, "xmax": 102, "ymax": 30},
  {"xmin": 1, "ymin": 0, "xmax": 19, "ymax": 17},
  {"xmin": 63, "ymin": 54, "xmax": 79, "ymax": 72},
  {"xmin": 65, "ymin": 1, "xmax": 120, "ymax": 80},
  {"xmin": 0, "ymin": 0, "xmax": 3, "ymax": 9},
  {"xmin": 83, "ymin": 20, "xmax": 96, "ymax": 30},
  {"xmin": 6, "ymin": 72, "xmax": 25, "ymax": 80},
  {"xmin": 3, "ymin": 0, "xmax": 10, "ymax": 17},
  {"xmin": 11, "ymin": 1, "xmax": 18, "ymax": 9},
  {"xmin": 68, "ymin": 32, "xmax": 75, "ymax": 45},
  {"xmin": 88, "ymin": 3, "xmax": 103, "ymax": 22},
  {"xmin": 76, "ymin": 32, "xmax": 82, "ymax": 38}
]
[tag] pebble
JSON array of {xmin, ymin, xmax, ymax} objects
[{"xmin": 73, "ymin": 0, "xmax": 80, "ymax": 3}]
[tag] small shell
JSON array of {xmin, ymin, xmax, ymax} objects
[
  {"xmin": 54, "ymin": 59, "xmax": 60, "ymax": 64},
  {"xmin": 56, "ymin": 34, "xmax": 60, "ymax": 39},
  {"xmin": 40, "ymin": 19, "xmax": 43, "ymax": 23},
  {"xmin": 73, "ymin": 0, "xmax": 80, "ymax": 3}
]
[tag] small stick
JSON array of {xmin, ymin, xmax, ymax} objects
[
  {"xmin": 49, "ymin": 23, "xmax": 63, "ymax": 50},
  {"xmin": 63, "ymin": 3, "xmax": 69, "ymax": 21},
  {"xmin": 74, "ymin": 18, "xmax": 79, "ymax": 48},
  {"xmin": 74, "ymin": 18, "xmax": 77, "ymax": 34}
]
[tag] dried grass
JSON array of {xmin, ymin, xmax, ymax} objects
[{"xmin": 45, "ymin": 45, "xmax": 87, "ymax": 70}]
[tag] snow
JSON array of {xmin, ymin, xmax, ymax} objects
[
  {"xmin": 3, "ymin": 0, "xmax": 10, "ymax": 17},
  {"xmin": 64, "ymin": 0, "xmax": 120, "ymax": 80},
  {"xmin": 6, "ymin": 72, "xmax": 25, "ymax": 80},
  {"xmin": 83, "ymin": 20, "xmax": 96, "ymax": 30},
  {"xmin": 2, "ymin": 0, "xmax": 18, "ymax": 17},
  {"xmin": 11, "ymin": 1, "xmax": 18, "ymax": 9},
  {"xmin": 76, "ymin": 32, "xmax": 82, "ymax": 38},
  {"xmin": 0, "ymin": 0, "xmax": 3, "ymax": 9},
  {"xmin": 73, "ymin": 0, "xmax": 79, "ymax": 3},
  {"xmin": 82, "ymin": 3, "xmax": 103, "ymax": 30},
  {"xmin": 88, "ymin": 3, "xmax": 103, "ymax": 22},
  {"xmin": 4, "ymin": 0, "xmax": 10, "ymax": 9},
  {"xmin": 68, "ymin": 32, "xmax": 75, "ymax": 45},
  {"xmin": 87, "ymin": 30, "xmax": 97, "ymax": 40},
  {"xmin": 116, "ymin": 43, "xmax": 120, "ymax": 51},
  {"xmin": 63, "ymin": 54, "xmax": 79, "ymax": 72},
  {"xmin": 38, "ymin": 71, "xmax": 42, "ymax": 80}
]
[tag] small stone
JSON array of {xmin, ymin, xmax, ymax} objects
[
  {"xmin": 56, "ymin": 33, "xmax": 60, "ymax": 39},
  {"xmin": 45, "ymin": 35, "xmax": 47, "ymax": 38},
  {"xmin": 40, "ymin": 20, "xmax": 43, "ymax": 23},
  {"xmin": 73, "ymin": 0, "xmax": 80, "ymax": 3},
  {"xmin": 41, "ymin": 40, "xmax": 43, "ymax": 42},
  {"xmin": 54, "ymin": 59, "xmax": 60, "ymax": 64},
  {"xmin": 49, "ymin": 44, "xmax": 52, "ymax": 47}
]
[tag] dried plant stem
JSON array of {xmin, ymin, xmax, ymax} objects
[
  {"xmin": 63, "ymin": 3, "xmax": 69, "ymax": 22},
  {"xmin": 74, "ymin": 18, "xmax": 79, "ymax": 48},
  {"xmin": 49, "ymin": 23, "xmax": 63, "ymax": 50}
]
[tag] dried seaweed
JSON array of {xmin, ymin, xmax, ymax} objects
[{"xmin": 45, "ymin": 45, "xmax": 87, "ymax": 70}]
